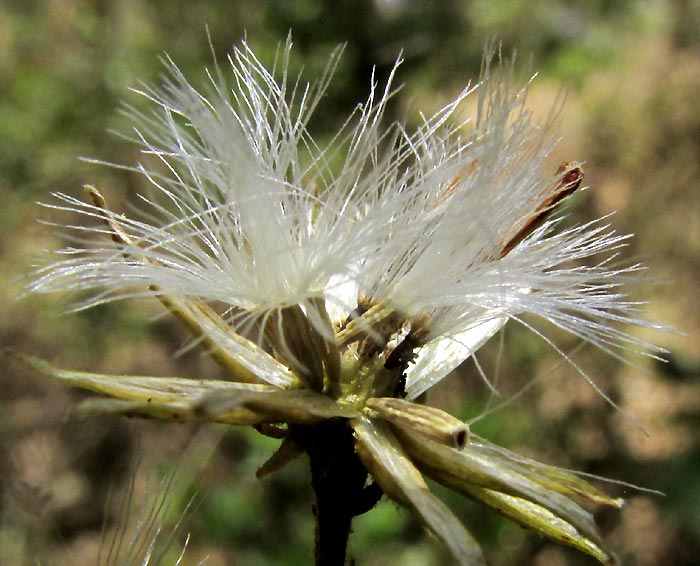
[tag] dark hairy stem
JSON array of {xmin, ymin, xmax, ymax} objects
[{"xmin": 294, "ymin": 420, "xmax": 382, "ymax": 566}]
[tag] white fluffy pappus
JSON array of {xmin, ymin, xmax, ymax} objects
[{"xmin": 29, "ymin": 40, "xmax": 663, "ymax": 398}]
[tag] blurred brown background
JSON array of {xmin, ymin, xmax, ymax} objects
[{"xmin": 1, "ymin": 1, "xmax": 699, "ymax": 564}]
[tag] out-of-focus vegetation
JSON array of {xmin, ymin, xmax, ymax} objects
[{"xmin": 2, "ymin": 1, "xmax": 699, "ymax": 564}]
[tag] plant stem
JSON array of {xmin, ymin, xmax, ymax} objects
[{"xmin": 295, "ymin": 419, "xmax": 379, "ymax": 566}]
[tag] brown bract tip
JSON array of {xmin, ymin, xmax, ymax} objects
[{"xmin": 500, "ymin": 162, "xmax": 584, "ymax": 258}]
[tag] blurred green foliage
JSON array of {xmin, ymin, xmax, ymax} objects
[{"xmin": 2, "ymin": 1, "xmax": 700, "ymax": 565}]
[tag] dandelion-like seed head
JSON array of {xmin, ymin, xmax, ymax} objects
[{"xmin": 20, "ymin": 38, "xmax": 666, "ymax": 565}]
